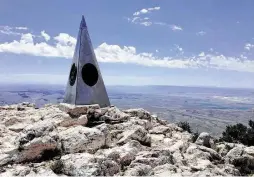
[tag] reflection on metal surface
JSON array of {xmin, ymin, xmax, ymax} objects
[{"xmin": 63, "ymin": 15, "xmax": 110, "ymax": 107}]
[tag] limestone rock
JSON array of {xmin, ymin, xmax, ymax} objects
[
  {"xmin": 104, "ymin": 106, "xmax": 130, "ymax": 123},
  {"xmin": 124, "ymin": 163, "xmax": 152, "ymax": 176},
  {"xmin": 58, "ymin": 103, "xmax": 100, "ymax": 118},
  {"xmin": 195, "ymin": 132, "xmax": 215, "ymax": 148},
  {"xmin": 117, "ymin": 126, "xmax": 151, "ymax": 146},
  {"xmin": 0, "ymin": 103, "xmax": 252, "ymax": 176},
  {"xmin": 59, "ymin": 125, "xmax": 105, "ymax": 154},
  {"xmin": 59, "ymin": 153, "xmax": 120, "ymax": 176},
  {"xmin": 124, "ymin": 108, "xmax": 151, "ymax": 121}
]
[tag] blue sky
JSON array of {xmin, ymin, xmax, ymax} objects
[{"xmin": 0, "ymin": 0, "xmax": 254, "ymax": 88}]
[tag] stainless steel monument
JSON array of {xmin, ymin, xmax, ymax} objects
[{"xmin": 63, "ymin": 15, "xmax": 110, "ymax": 108}]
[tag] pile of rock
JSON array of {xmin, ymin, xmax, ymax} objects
[{"xmin": 0, "ymin": 102, "xmax": 254, "ymax": 176}]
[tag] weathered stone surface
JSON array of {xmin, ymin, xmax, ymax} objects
[
  {"xmin": 59, "ymin": 125, "xmax": 105, "ymax": 154},
  {"xmin": 124, "ymin": 163, "xmax": 152, "ymax": 176},
  {"xmin": 104, "ymin": 106, "xmax": 130, "ymax": 123},
  {"xmin": 58, "ymin": 103, "xmax": 100, "ymax": 118},
  {"xmin": 58, "ymin": 115, "xmax": 88, "ymax": 127},
  {"xmin": 0, "ymin": 103, "xmax": 252, "ymax": 176},
  {"xmin": 195, "ymin": 132, "xmax": 215, "ymax": 148},
  {"xmin": 59, "ymin": 153, "xmax": 120, "ymax": 176},
  {"xmin": 151, "ymin": 164, "xmax": 178, "ymax": 176},
  {"xmin": 96, "ymin": 140, "xmax": 144, "ymax": 167},
  {"xmin": 17, "ymin": 135, "xmax": 60, "ymax": 163},
  {"xmin": 124, "ymin": 108, "xmax": 151, "ymax": 120},
  {"xmin": 117, "ymin": 126, "xmax": 151, "ymax": 146},
  {"xmin": 149, "ymin": 125, "xmax": 172, "ymax": 135},
  {"xmin": 225, "ymin": 146, "xmax": 254, "ymax": 174}
]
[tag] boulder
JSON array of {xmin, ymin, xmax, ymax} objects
[
  {"xmin": 59, "ymin": 126, "xmax": 105, "ymax": 154},
  {"xmin": 124, "ymin": 163, "xmax": 152, "ymax": 176},
  {"xmin": 117, "ymin": 126, "xmax": 151, "ymax": 146},
  {"xmin": 225, "ymin": 146, "xmax": 254, "ymax": 174},
  {"xmin": 195, "ymin": 132, "xmax": 215, "ymax": 148},
  {"xmin": 104, "ymin": 106, "xmax": 130, "ymax": 123},
  {"xmin": 58, "ymin": 153, "xmax": 120, "ymax": 176},
  {"xmin": 151, "ymin": 164, "xmax": 179, "ymax": 176},
  {"xmin": 96, "ymin": 140, "xmax": 144, "ymax": 167},
  {"xmin": 124, "ymin": 108, "xmax": 151, "ymax": 121},
  {"xmin": 58, "ymin": 103, "xmax": 100, "ymax": 118}
]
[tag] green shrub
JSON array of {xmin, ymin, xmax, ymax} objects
[
  {"xmin": 177, "ymin": 121, "xmax": 192, "ymax": 133},
  {"xmin": 220, "ymin": 120, "xmax": 254, "ymax": 146}
]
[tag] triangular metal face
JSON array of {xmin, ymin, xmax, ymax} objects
[{"xmin": 63, "ymin": 15, "xmax": 110, "ymax": 108}]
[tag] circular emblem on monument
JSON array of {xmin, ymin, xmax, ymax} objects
[
  {"xmin": 69, "ymin": 63, "xmax": 77, "ymax": 86},
  {"xmin": 82, "ymin": 63, "xmax": 99, "ymax": 87}
]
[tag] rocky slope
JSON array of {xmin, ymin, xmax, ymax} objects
[{"xmin": 0, "ymin": 102, "xmax": 254, "ymax": 176}]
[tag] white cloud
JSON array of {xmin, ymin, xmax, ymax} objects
[
  {"xmin": 174, "ymin": 45, "xmax": 183, "ymax": 53},
  {"xmin": 245, "ymin": 43, "xmax": 254, "ymax": 50},
  {"xmin": 0, "ymin": 26, "xmax": 29, "ymax": 36},
  {"xmin": 1, "ymin": 32, "xmax": 254, "ymax": 73},
  {"xmin": 133, "ymin": 7, "xmax": 160, "ymax": 16},
  {"xmin": 15, "ymin": 27, "xmax": 28, "ymax": 30},
  {"xmin": 154, "ymin": 22, "xmax": 167, "ymax": 26},
  {"xmin": 240, "ymin": 54, "xmax": 247, "ymax": 59},
  {"xmin": 170, "ymin": 25, "xmax": 183, "ymax": 31},
  {"xmin": 0, "ymin": 26, "xmax": 21, "ymax": 36},
  {"xmin": 197, "ymin": 31, "xmax": 206, "ymax": 36},
  {"xmin": 40, "ymin": 30, "xmax": 51, "ymax": 41},
  {"xmin": 128, "ymin": 7, "xmax": 183, "ymax": 31},
  {"xmin": 156, "ymin": 49, "xmax": 159, "ymax": 53},
  {"xmin": 199, "ymin": 52, "xmax": 205, "ymax": 57},
  {"xmin": 140, "ymin": 22, "xmax": 152, "ymax": 26},
  {"xmin": 0, "ymin": 32, "xmax": 75, "ymax": 58}
]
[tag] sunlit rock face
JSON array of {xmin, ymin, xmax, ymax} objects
[{"xmin": 0, "ymin": 102, "xmax": 252, "ymax": 176}]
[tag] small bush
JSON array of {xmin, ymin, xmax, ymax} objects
[
  {"xmin": 177, "ymin": 121, "xmax": 192, "ymax": 133},
  {"xmin": 220, "ymin": 120, "xmax": 254, "ymax": 146}
]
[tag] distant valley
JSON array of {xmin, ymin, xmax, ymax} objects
[{"xmin": 0, "ymin": 84, "xmax": 253, "ymax": 136}]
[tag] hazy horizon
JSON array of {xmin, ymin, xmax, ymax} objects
[{"xmin": 1, "ymin": 82, "xmax": 254, "ymax": 90}]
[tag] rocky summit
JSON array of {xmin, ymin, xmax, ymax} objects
[{"xmin": 0, "ymin": 102, "xmax": 254, "ymax": 176}]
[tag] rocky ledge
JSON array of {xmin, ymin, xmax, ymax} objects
[{"xmin": 0, "ymin": 102, "xmax": 254, "ymax": 176}]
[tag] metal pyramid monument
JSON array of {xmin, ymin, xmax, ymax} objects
[{"xmin": 63, "ymin": 15, "xmax": 110, "ymax": 108}]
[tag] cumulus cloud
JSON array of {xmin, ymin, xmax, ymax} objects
[
  {"xmin": 0, "ymin": 32, "xmax": 75, "ymax": 58},
  {"xmin": 170, "ymin": 25, "xmax": 183, "ymax": 31},
  {"xmin": 41, "ymin": 30, "xmax": 50, "ymax": 41},
  {"xmin": 0, "ymin": 31, "xmax": 254, "ymax": 73},
  {"xmin": 197, "ymin": 31, "xmax": 206, "ymax": 36},
  {"xmin": 133, "ymin": 7, "xmax": 160, "ymax": 16},
  {"xmin": 245, "ymin": 43, "xmax": 254, "ymax": 50}
]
